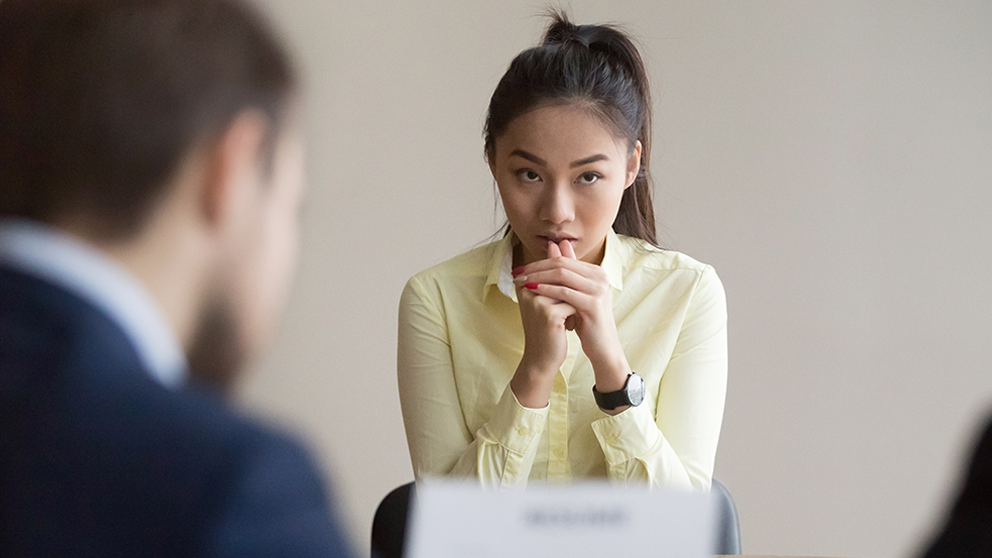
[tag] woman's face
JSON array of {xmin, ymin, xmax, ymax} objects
[{"xmin": 489, "ymin": 103, "xmax": 641, "ymax": 266}]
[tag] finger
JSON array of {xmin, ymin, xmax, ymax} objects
[
  {"xmin": 547, "ymin": 241, "xmax": 562, "ymax": 259},
  {"xmin": 523, "ymin": 282, "xmax": 591, "ymax": 309},
  {"xmin": 543, "ymin": 300, "xmax": 578, "ymax": 323},
  {"xmin": 524, "ymin": 288, "xmax": 577, "ymax": 315},
  {"xmin": 559, "ymin": 239, "xmax": 577, "ymax": 259},
  {"xmin": 518, "ymin": 255, "xmax": 600, "ymax": 276},
  {"xmin": 515, "ymin": 267, "xmax": 600, "ymax": 295}
]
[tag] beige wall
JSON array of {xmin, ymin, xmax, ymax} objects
[{"xmin": 238, "ymin": 1, "xmax": 992, "ymax": 556}]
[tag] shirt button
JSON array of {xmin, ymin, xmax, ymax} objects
[
  {"xmin": 553, "ymin": 448, "xmax": 564, "ymax": 458},
  {"xmin": 517, "ymin": 426, "xmax": 528, "ymax": 436}
]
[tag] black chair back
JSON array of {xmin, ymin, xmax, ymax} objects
[{"xmin": 371, "ymin": 482, "xmax": 414, "ymax": 558}]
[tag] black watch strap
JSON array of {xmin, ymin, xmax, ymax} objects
[{"xmin": 592, "ymin": 373, "xmax": 645, "ymax": 410}]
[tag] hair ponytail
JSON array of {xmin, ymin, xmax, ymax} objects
[{"xmin": 485, "ymin": 11, "xmax": 657, "ymax": 245}]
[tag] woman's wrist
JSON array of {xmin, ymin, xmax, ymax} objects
[
  {"xmin": 590, "ymin": 349, "xmax": 633, "ymax": 416},
  {"xmin": 588, "ymin": 345, "xmax": 631, "ymax": 393},
  {"xmin": 510, "ymin": 359, "xmax": 556, "ymax": 409}
]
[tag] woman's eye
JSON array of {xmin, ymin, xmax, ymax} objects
[
  {"xmin": 519, "ymin": 170, "xmax": 541, "ymax": 182},
  {"xmin": 578, "ymin": 172, "xmax": 600, "ymax": 184}
]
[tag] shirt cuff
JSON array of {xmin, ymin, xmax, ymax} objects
[
  {"xmin": 480, "ymin": 385, "xmax": 549, "ymax": 456},
  {"xmin": 590, "ymin": 403, "xmax": 662, "ymax": 465}
]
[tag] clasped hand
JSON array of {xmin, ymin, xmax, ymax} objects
[{"xmin": 509, "ymin": 240, "xmax": 630, "ymax": 410}]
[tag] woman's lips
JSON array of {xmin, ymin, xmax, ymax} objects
[{"xmin": 538, "ymin": 235, "xmax": 577, "ymax": 245}]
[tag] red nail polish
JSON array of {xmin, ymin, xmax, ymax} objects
[
  {"xmin": 525, "ymin": 282, "xmax": 539, "ymax": 290},
  {"xmin": 512, "ymin": 266, "xmax": 525, "ymax": 277}
]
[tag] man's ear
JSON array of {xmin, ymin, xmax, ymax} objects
[
  {"xmin": 625, "ymin": 140, "xmax": 642, "ymax": 190},
  {"xmin": 199, "ymin": 110, "xmax": 269, "ymax": 231}
]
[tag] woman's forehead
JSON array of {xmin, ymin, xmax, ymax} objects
[{"xmin": 495, "ymin": 105, "xmax": 628, "ymax": 163}]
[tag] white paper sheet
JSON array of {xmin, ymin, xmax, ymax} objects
[{"xmin": 405, "ymin": 480, "xmax": 715, "ymax": 558}]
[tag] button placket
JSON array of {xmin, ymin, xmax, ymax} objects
[
  {"xmin": 546, "ymin": 332, "xmax": 579, "ymax": 481},
  {"xmin": 547, "ymin": 368, "xmax": 572, "ymax": 480}
]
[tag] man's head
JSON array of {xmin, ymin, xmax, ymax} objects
[{"xmin": 0, "ymin": 0, "xmax": 305, "ymax": 390}]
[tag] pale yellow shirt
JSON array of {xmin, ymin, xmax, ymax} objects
[{"xmin": 397, "ymin": 230, "xmax": 727, "ymax": 491}]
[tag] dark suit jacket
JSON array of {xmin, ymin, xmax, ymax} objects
[
  {"xmin": 0, "ymin": 266, "xmax": 352, "ymax": 557},
  {"xmin": 924, "ymin": 415, "xmax": 992, "ymax": 558}
]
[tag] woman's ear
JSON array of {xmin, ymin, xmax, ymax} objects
[
  {"xmin": 625, "ymin": 140, "xmax": 642, "ymax": 189},
  {"xmin": 486, "ymin": 146, "xmax": 498, "ymax": 180}
]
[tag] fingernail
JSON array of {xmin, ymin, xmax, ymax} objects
[
  {"xmin": 525, "ymin": 282, "xmax": 539, "ymax": 290},
  {"xmin": 512, "ymin": 266, "xmax": 525, "ymax": 277}
]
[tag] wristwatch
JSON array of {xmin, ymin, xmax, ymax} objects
[{"xmin": 592, "ymin": 373, "xmax": 645, "ymax": 411}]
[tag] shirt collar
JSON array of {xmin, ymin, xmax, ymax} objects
[
  {"xmin": 483, "ymin": 228, "xmax": 625, "ymax": 304},
  {"xmin": 601, "ymin": 228, "xmax": 625, "ymax": 292},
  {"xmin": 0, "ymin": 219, "xmax": 188, "ymax": 388},
  {"xmin": 483, "ymin": 232, "xmax": 518, "ymax": 303}
]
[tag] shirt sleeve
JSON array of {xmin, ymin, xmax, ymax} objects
[
  {"xmin": 590, "ymin": 265, "xmax": 728, "ymax": 491},
  {"xmin": 397, "ymin": 276, "xmax": 548, "ymax": 488}
]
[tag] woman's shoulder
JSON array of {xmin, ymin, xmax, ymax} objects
[
  {"xmin": 615, "ymin": 234, "xmax": 716, "ymax": 276},
  {"xmin": 405, "ymin": 238, "xmax": 504, "ymax": 287},
  {"xmin": 614, "ymin": 235, "xmax": 726, "ymax": 309},
  {"xmin": 401, "ymin": 239, "xmax": 505, "ymax": 312}
]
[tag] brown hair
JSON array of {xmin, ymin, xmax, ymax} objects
[
  {"xmin": 484, "ymin": 11, "xmax": 657, "ymax": 245},
  {"xmin": 0, "ymin": 0, "xmax": 296, "ymax": 240}
]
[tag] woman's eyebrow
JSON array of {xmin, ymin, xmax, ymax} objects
[
  {"xmin": 570, "ymin": 154, "xmax": 609, "ymax": 167},
  {"xmin": 508, "ymin": 150, "xmax": 610, "ymax": 168},
  {"xmin": 509, "ymin": 149, "xmax": 546, "ymax": 166}
]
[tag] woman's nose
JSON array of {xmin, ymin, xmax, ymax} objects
[{"xmin": 539, "ymin": 183, "xmax": 575, "ymax": 224}]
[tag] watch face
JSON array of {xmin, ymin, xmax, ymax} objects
[{"xmin": 626, "ymin": 373, "xmax": 646, "ymax": 406}]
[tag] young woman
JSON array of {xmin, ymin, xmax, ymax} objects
[{"xmin": 397, "ymin": 13, "xmax": 727, "ymax": 491}]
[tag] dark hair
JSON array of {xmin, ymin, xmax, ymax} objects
[
  {"xmin": 484, "ymin": 11, "xmax": 657, "ymax": 245},
  {"xmin": 0, "ymin": 0, "xmax": 296, "ymax": 240}
]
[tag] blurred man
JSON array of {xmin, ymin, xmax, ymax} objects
[
  {"xmin": 923, "ymin": 416, "xmax": 992, "ymax": 557},
  {"xmin": 0, "ymin": 0, "xmax": 352, "ymax": 555}
]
